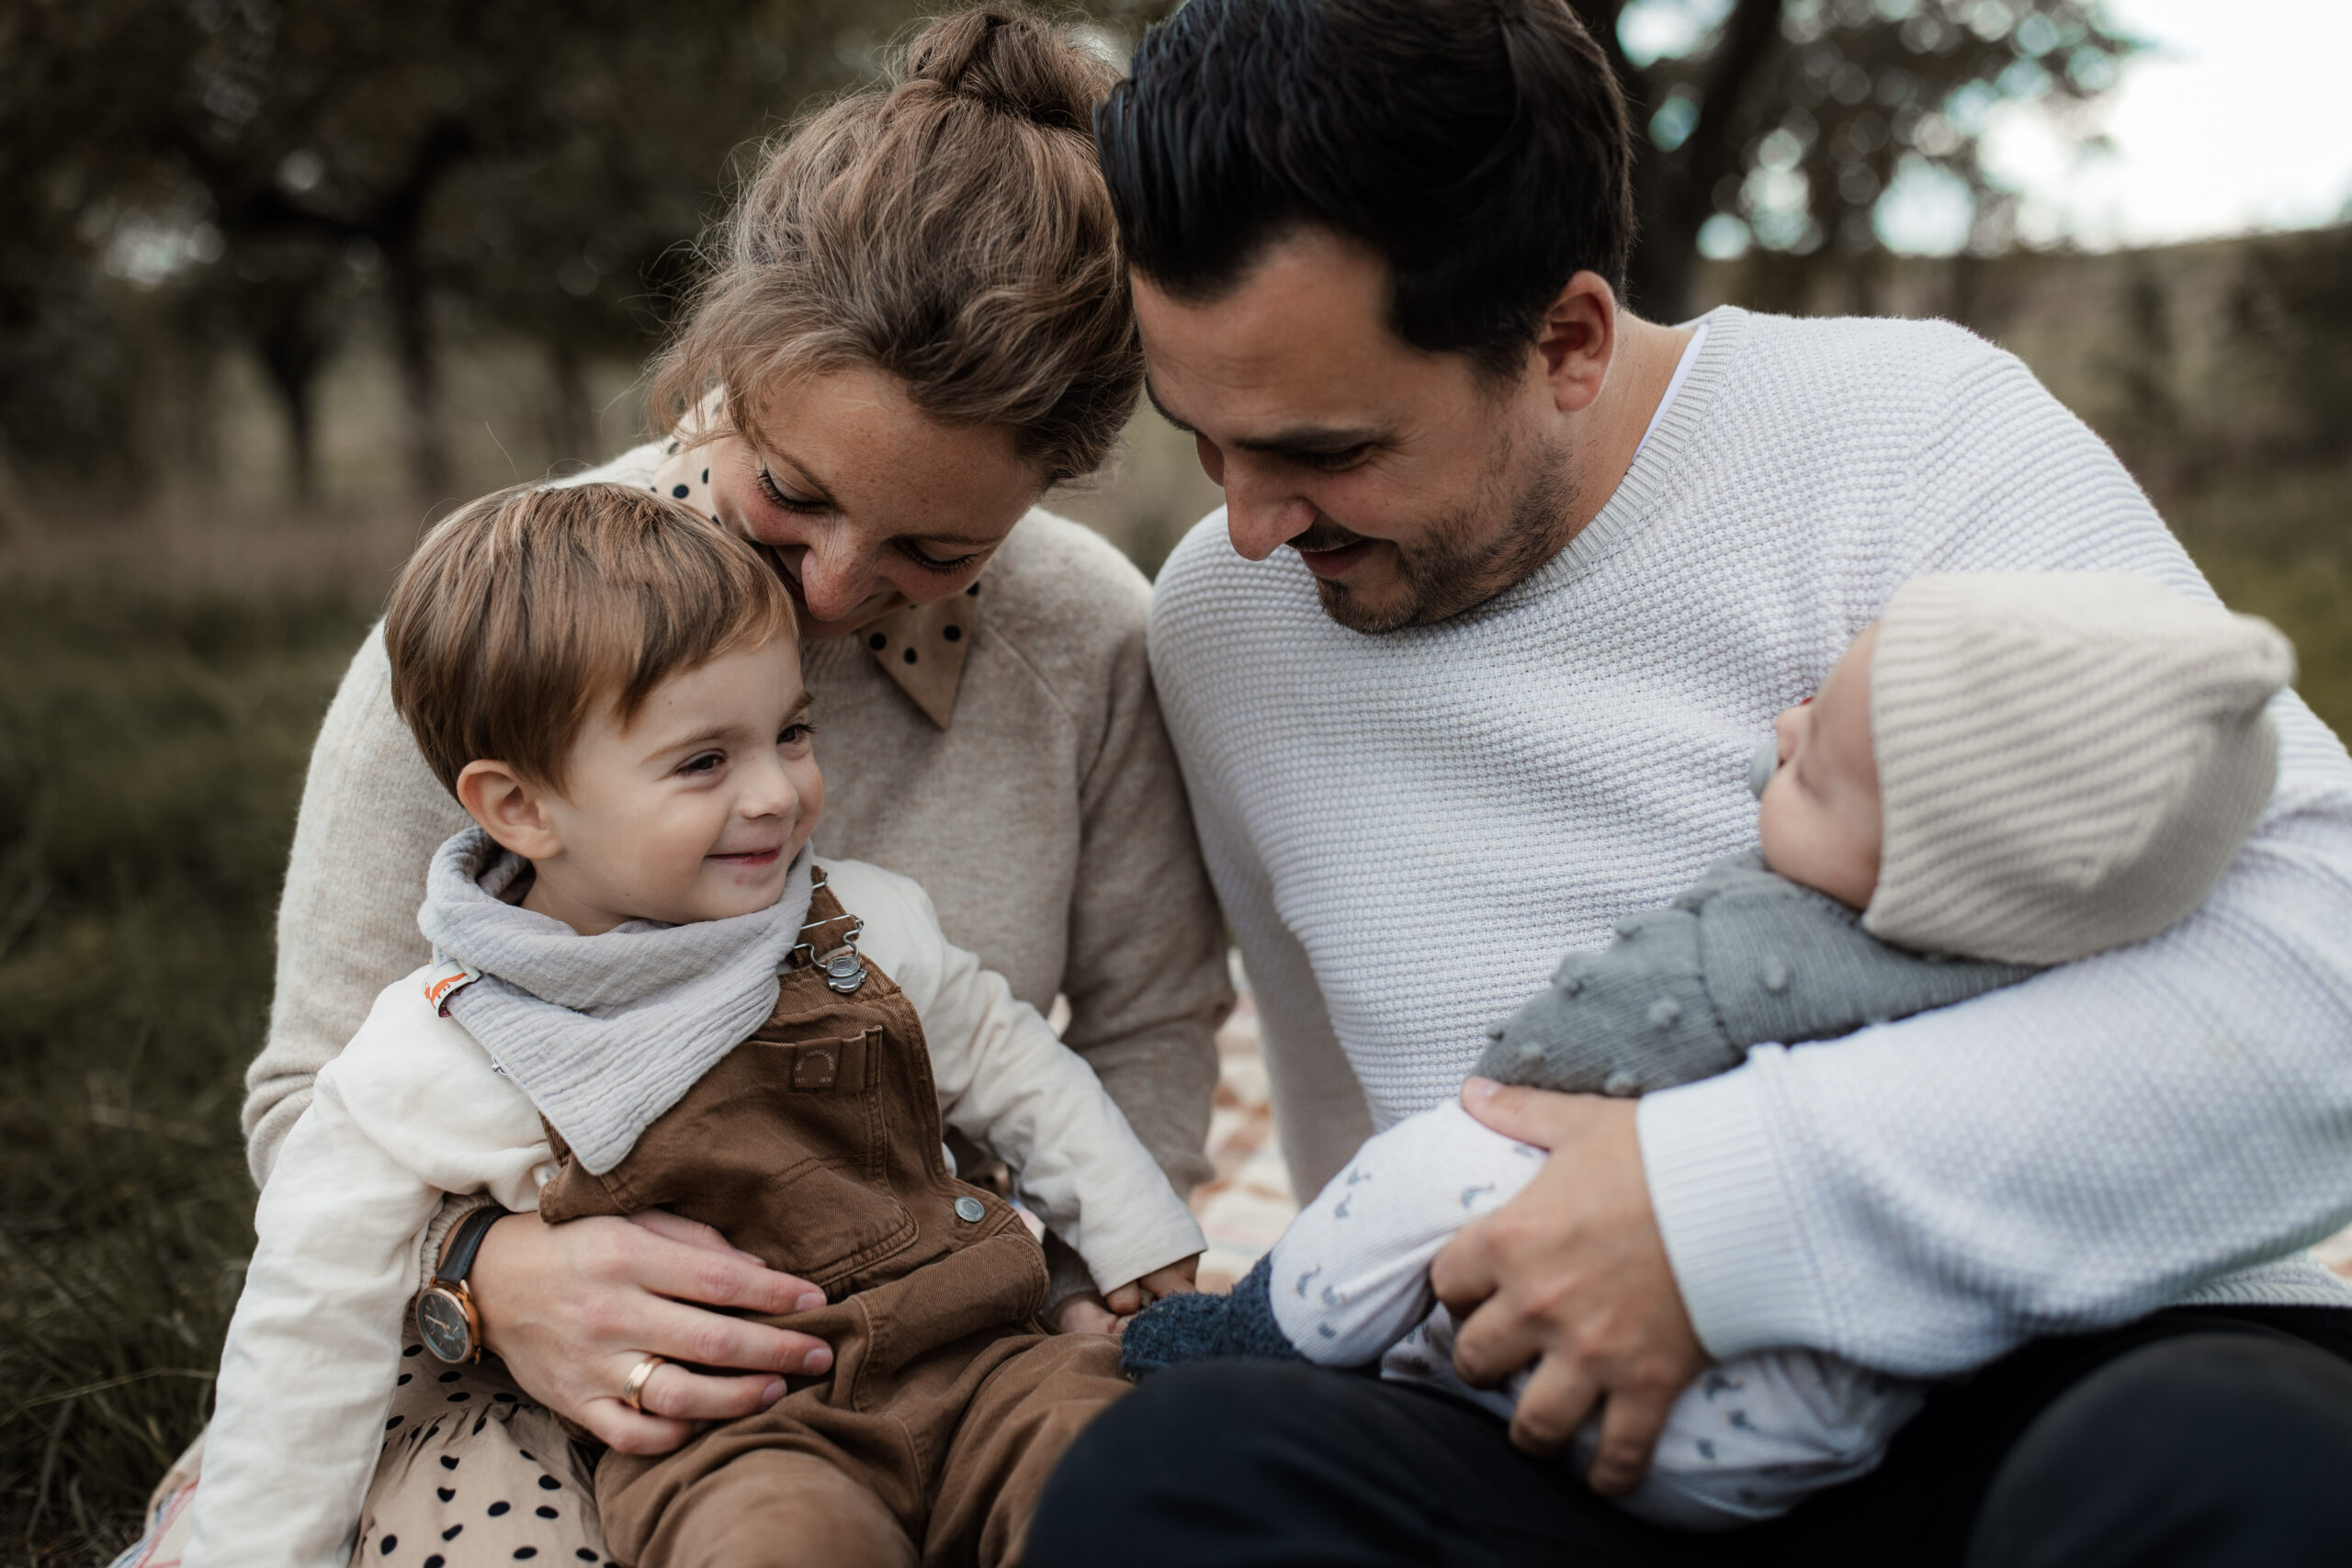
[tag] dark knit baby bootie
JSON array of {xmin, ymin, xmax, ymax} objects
[{"xmin": 1120, "ymin": 1254, "xmax": 1306, "ymax": 1377}]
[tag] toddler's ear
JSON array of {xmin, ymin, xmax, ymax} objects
[{"xmin": 457, "ymin": 761, "xmax": 562, "ymax": 861}]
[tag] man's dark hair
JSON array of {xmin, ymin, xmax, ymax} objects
[{"xmin": 1095, "ymin": 0, "xmax": 1634, "ymax": 382}]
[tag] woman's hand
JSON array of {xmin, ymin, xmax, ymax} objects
[
  {"xmin": 469, "ymin": 1209, "xmax": 834, "ymax": 1455},
  {"xmin": 1049, "ymin": 1256, "xmax": 1201, "ymax": 1336}
]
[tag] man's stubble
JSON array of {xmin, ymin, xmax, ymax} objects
[{"xmin": 1308, "ymin": 427, "xmax": 1579, "ymax": 635}]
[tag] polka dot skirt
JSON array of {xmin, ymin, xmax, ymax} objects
[{"xmin": 354, "ymin": 1345, "xmax": 607, "ymax": 1567}]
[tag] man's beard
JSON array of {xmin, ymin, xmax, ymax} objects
[{"xmin": 1304, "ymin": 433, "xmax": 1577, "ymax": 635}]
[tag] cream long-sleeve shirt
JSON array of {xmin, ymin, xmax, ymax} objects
[
  {"xmin": 187, "ymin": 858, "xmax": 1204, "ymax": 1568},
  {"xmin": 244, "ymin": 442, "xmax": 1229, "ymax": 1282}
]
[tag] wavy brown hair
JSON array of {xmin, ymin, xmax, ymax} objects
[
  {"xmin": 650, "ymin": 9, "xmax": 1139, "ymax": 487},
  {"xmin": 387, "ymin": 483, "xmax": 797, "ymax": 795}
]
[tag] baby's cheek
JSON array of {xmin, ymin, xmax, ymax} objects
[
  {"xmin": 1757, "ymin": 789, "xmax": 1850, "ymax": 903},
  {"xmin": 1754, "ymin": 787, "xmax": 1794, "ymax": 877}
]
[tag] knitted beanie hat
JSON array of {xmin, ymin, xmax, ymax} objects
[{"xmin": 1862, "ymin": 573, "xmax": 2292, "ymax": 965}]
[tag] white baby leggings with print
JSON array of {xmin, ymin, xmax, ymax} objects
[{"xmin": 1270, "ymin": 1100, "xmax": 1925, "ymax": 1531}]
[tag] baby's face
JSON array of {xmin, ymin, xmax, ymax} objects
[
  {"xmin": 525, "ymin": 637, "xmax": 824, "ymax": 934},
  {"xmin": 1757, "ymin": 625, "xmax": 1883, "ymax": 909}
]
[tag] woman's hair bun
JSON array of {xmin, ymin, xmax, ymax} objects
[
  {"xmin": 650, "ymin": 1, "xmax": 1143, "ymax": 488},
  {"xmin": 902, "ymin": 8, "xmax": 1117, "ymax": 134}
]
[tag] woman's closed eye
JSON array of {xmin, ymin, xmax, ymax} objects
[
  {"xmin": 758, "ymin": 468, "xmax": 828, "ymax": 515},
  {"xmin": 895, "ymin": 539, "xmax": 985, "ymax": 576},
  {"xmin": 760, "ymin": 466, "xmax": 978, "ymax": 575}
]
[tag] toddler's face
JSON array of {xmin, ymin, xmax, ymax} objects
[
  {"xmin": 1757, "ymin": 625, "xmax": 1882, "ymax": 909},
  {"xmin": 502, "ymin": 637, "xmax": 823, "ymax": 934}
]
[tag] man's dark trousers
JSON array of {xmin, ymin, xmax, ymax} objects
[{"xmin": 1029, "ymin": 1305, "xmax": 2352, "ymax": 1566}]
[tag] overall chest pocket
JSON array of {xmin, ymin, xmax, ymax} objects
[
  {"xmin": 609, "ymin": 1026, "xmax": 920, "ymax": 1288},
  {"xmin": 748, "ymin": 1026, "xmax": 922, "ymax": 1284}
]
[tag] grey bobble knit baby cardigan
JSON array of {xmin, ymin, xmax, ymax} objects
[
  {"xmin": 1124, "ymin": 851, "xmax": 2038, "ymax": 1379},
  {"xmin": 1473, "ymin": 851, "xmax": 2039, "ymax": 1099}
]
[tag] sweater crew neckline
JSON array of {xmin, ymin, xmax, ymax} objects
[{"xmin": 1486, "ymin": 305, "xmax": 1747, "ymax": 618}]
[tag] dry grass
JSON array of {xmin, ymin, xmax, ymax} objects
[
  {"xmin": 0, "ymin": 574, "xmax": 378, "ymax": 1564},
  {"xmin": 0, "ymin": 502, "xmax": 423, "ymax": 606}
]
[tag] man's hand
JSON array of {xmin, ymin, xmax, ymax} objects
[
  {"xmin": 1430, "ymin": 1080, "xmax": 1708, "ymax": 1496},
  {"xmin": 469, "ymin": 1208, "xmax": 832, "ymax": 1456},
  {"xmin": 1049, "ymin": 1255, "xmax": 1200, "ymax": 1336}
]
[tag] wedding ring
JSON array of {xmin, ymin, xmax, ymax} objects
[{"xmin": 621, "ymin": 1354, "xmax": 666, "ymax": 1414}]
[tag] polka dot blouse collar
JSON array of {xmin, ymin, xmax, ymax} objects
[{"xmin": 647, "ymin": 439, "xmax": 976, "ymax": 730}]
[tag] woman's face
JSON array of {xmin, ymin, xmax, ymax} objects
[{"xmin": 707, "ymin": 365, "xmax": 1045, "ymax": 639}]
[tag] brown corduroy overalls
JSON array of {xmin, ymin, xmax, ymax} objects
[{"xmin": 537, "ymin": 871, "xmax": 1131, "ymax": 1568}]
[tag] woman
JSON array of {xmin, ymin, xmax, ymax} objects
[{"xmin": 130, "ymin": 11, "xmax": 1227, "ymax": 1563}]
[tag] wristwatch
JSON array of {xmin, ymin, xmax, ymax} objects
[{"xmin": 416, "ymin": 1205, "xmax": 507, "ymax": 1365}]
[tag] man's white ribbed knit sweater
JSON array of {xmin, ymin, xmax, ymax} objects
[{"xmin": 1148, "ymin": 305, "xmax": 2352, "ymax": 1378}]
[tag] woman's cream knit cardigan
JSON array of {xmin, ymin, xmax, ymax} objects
[{"xmin": 242, "ymin": 440, "xmax": 1231, "ymax": 1286}]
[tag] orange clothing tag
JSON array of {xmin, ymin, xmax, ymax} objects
[{"xmin": 424, "ymin": 960, "xmax": 484, "ymax": 1017}]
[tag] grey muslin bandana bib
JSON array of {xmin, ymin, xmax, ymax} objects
[{"xmin": 417, "ymin": 827, "xmax": 815, "ymax": 1174}]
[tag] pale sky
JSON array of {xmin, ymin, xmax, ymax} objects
[
  {"xmin": 1983, "ymin": 0, "xmax": 2352, "ymax": 251},
  {"xmin": 1634, "ymin": 0, "xmax": 2352, "ymax": 258}
]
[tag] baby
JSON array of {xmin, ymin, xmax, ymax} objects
[
  {"xmin": 1126, "ymin": 571, "xmax": 2293, "ymax": 1529},
  {"xmin": 186, "ymin": 484, "xmax": 1203, "ymax": 1568}
]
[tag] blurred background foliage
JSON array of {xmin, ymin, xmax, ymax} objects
[
  {"xmin": 1589, "ymin": 0, "xmax": 2132, "ymax": 319},
  {"xmin": 2, "ymin": 0, "xmax": 2348, "ymax": 1561}
]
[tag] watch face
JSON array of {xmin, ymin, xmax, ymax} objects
[{"xmin": 417, "ymin": 1288, "xmax": 476, "ymax": 1364}]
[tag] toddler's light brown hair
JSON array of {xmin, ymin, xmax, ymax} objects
[{"xmin": 386, "ymin": 482, "xmax": 797, "ymax": 795}]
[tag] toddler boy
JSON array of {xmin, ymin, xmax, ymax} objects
[
  {"xmin": 1126, "ymin": 572, "xmax": 2292, "ymax": 1529},
  {"xmin": 187, "ymin": 484, "xmax": 1202, "ymax": 1568}
]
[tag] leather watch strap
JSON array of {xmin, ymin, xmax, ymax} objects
[{"xmin": 435, "ymin": 1204, "xmax": 507, "ymax": 1288}]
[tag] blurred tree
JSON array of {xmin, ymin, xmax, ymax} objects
[
  {"xmin": 30, "ymin": 0, "xmax": 2114, "ymax": 503},
  {"xmin": 169, "ymin": 234, "xmax": 357, "ymax": 506},
  {"xmin": 0, "ymin": 0, "xmax": 187, "ymax": 497},
  {"xmin": 426, "ymin": 8, "xmax": 820, "ymax": 473},
  {"xmin": 1567, "ymin": 0, "xmax": 2134, "ymax": 319},
  {"xmin": 2, "ymin": 0, "xmax": 887, "ymax": 505},
  {"xmin": 138, "ymin": 0, "xmax": 833, "ymax": 505}
]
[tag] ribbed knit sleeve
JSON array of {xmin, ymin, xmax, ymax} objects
[
  {"xmin": 243, "ymin": 626, "xmax": 465, "ymax": 1188},
  {"xmin": 1148, "ymin": 532, "xmax": 1378, "ymax": 1198},
  {"xmin": 1638, "ymin": 330, "xmax": 2352, "ymax": 1372}
]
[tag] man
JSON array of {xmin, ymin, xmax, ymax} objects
[{"xmin": 1031, "ymin": 0, "xmax": 2352, "ymax": 1562}]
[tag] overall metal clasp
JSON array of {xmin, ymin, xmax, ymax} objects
[{"xmin": 793, "ymin": 900, "xmax": 868, "ymax": 995}]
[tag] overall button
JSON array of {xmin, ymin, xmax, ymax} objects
[
  {"xmin": 819, "ymin": 948, "xmax": 867, "ymax": 995},
  {"xmin": 953, "ymin": 1196, "xmax": 987, "ymax": 1224}
]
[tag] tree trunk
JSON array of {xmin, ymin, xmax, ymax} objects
[
  {"xmin": 383, "ymin": 231, "xmax": 452, "ymax": 507},
  {"xmin": 255, "ymin": 295, "xmax": 326, "ymax": 508},
  {"xmin": 1630, "ymin": 209, "xmax": 1701, "ymax": 323},
  {"xmin": 1620, "ymin": 0, "xmax": 1788, "ymax": 322}
]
